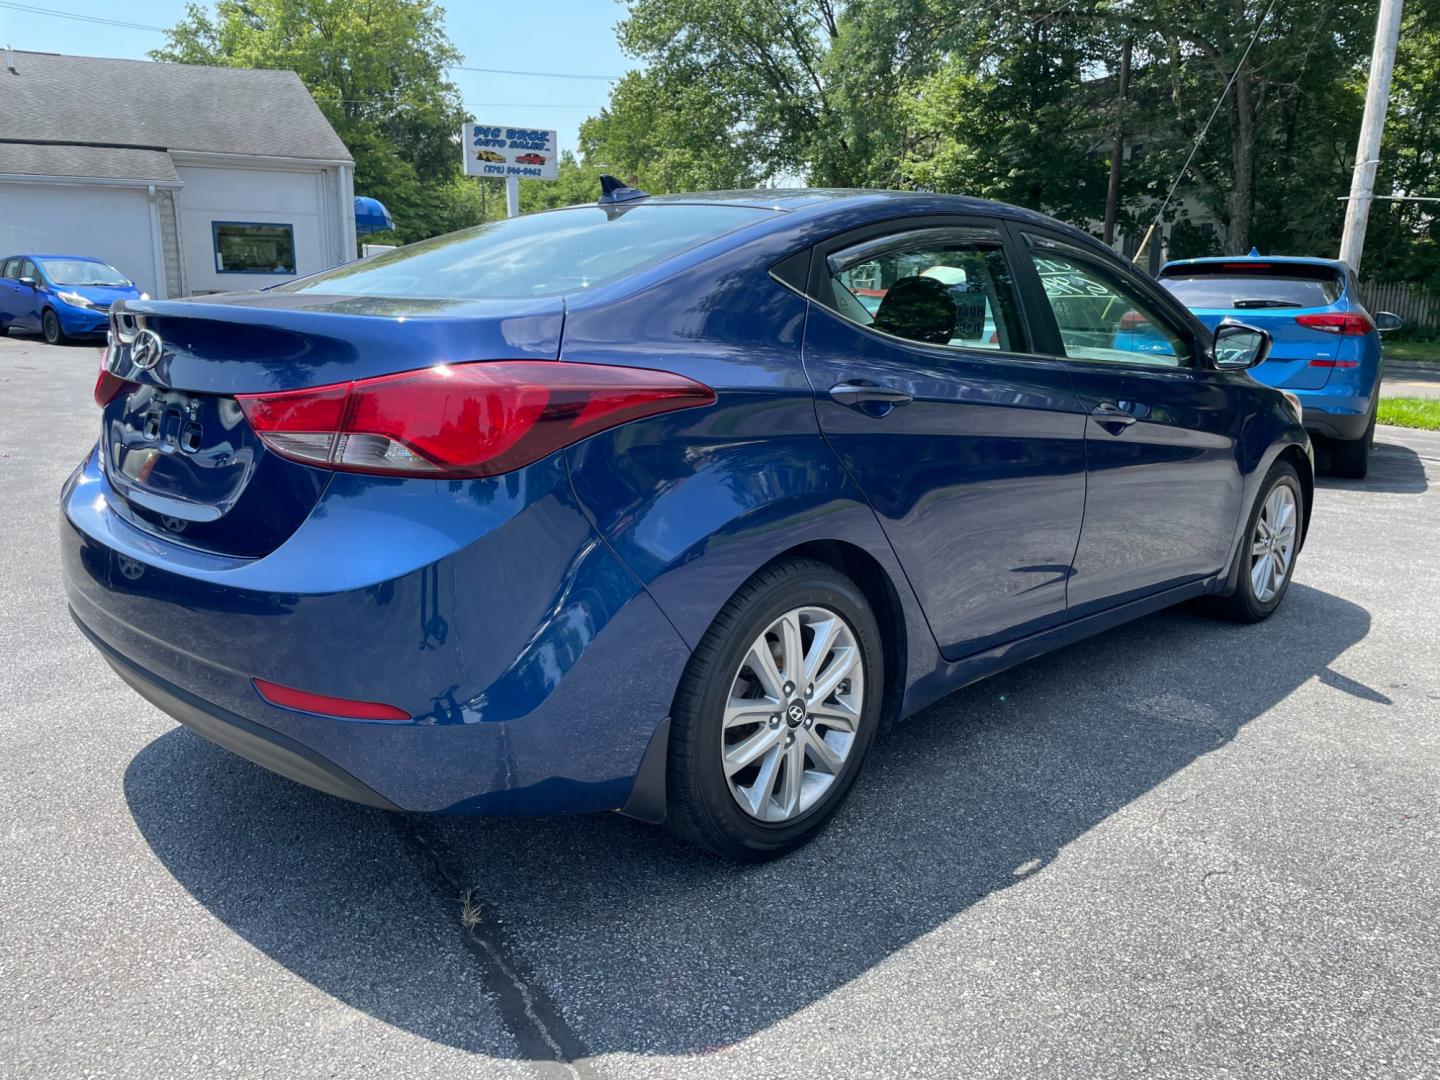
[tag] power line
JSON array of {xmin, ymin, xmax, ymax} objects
[
  {"xmin": 0, "ymin": 0, "xmax": 164, "ymax": 32},
  {"xmin": 0, "ymin": 2, "xmax": 624, "ymax": 80},
  {"xmin": 1135, "ymin": 0, "xmax": 1279, "ymax": 263},
  {"xmin": 452, "ymin": 65, "xmax": 619, "ymax": 81}
]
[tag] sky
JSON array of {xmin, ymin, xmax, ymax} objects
[{"xmin": 0, "ymin": 0, "xmax": 635, "ymax": 154}]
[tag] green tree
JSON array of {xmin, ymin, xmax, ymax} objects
[
  {"xmin": 151, "ymin": 0, "xmax": 473, "ymax": 244},
  {"xmin": 1360, "ymin": 6, "xmax": 1440, "ymax": 287}
]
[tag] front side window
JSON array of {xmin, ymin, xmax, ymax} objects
[
  {"xmin": 826, "ymin": 226, "xmax": 1029, "ymax": 353},
  {"xmin": 18, "ymin": 260, "xmax": 37, "ymax": 283},
  {"xmin": 1024, "ymin": 239, "xmax": 1192, "ymax": 367},
  {"xmin": 213, "ymin": 222, "xmax": 297, "ymax": 274}
]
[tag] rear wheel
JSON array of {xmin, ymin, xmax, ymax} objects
[
  {"xmin": 666, "ymin": 558, "xmax": 884, "ymax": 861},
  {"xmin": 42, "ymin": 308, "xmax": 67, "ymax": 346},
  {"xmin": 1213, "ymin": 460, "xmax": 1304, "ymax": 623},
  {"xmin": 1327, "ymin": 402, "xmax": 1376, "ymax": 479}
]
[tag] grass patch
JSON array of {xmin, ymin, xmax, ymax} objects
[
  {"xmin": 1377, "ymin": 397, "xmax": 1440, "ymax": 430},
  {"xmin": 1384, "ymin": 338, "xmax": 1440, "ymax": 363}
]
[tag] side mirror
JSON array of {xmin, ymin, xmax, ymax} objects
[
  {"xmin": 1375, "ymin": 311, "xmax": 1402, "ymax": 333},
  {"xmin": 17, "ymin": 276, "xmax": 36, "ymax": 288},
  {"xmin": 1213, "ymin": 319, "xmax": 1271, "ymax": 370}
]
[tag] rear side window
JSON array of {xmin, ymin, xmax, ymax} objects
[
  {"xmin": 825, "ymin": 226, "xmax": 1030, "ymax": 353},
  {"xmin": 1160, "ymin": 263, "xmax": 1342, "ymax": 309},
  {"xmin": 278, "ymin": 203, "xmax": 775, "ymax": 300},
  {"xmin": 1, "ymin": 259, "xmax": 17, "ymax": 279}
]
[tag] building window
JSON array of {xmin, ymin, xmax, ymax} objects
[{"xmin": 212, "ymin": 222, "xmax": 296, "ymax": 274}]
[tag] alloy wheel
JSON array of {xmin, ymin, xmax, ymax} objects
[
  {"xmin": 1250, "ymin": 483, "xmax": 1298, "ymax": 603},
  {"xmin": 721, "ymin": 605, "xmax": 865, "ymax": 823}
]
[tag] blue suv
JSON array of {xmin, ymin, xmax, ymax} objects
[
  {"xmin": 1159, "ymin": 253, "xmax": 1400, "ymax": 478},
  {"xmin": 62, "ymin": 189, "xmax": 1310, "ymax": 860},
  {"xmin": 0, "ymin": 254, "xmax": 144, "ymax": 344}
]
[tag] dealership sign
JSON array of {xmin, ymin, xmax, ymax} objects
[{"xmin": 462, "ymin": 123, "xmax": 558, "ymax": 180}]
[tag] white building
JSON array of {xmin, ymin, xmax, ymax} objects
[{"xmin": 0, "ymin": 50, "xmax": 357, "ymax": 299}]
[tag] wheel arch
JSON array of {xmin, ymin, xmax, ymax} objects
[
  {"xmin": 1276, "ymin": 443, "xmax": 1314, "ymax": 551},
  {"xmin": 620, "ymin": 537, "xmax": 912, "ymax": 826}
]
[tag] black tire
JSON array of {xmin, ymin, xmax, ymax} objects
[
  {"xmin": 1327, "ymin": 402, "xmax": 1376, "ymax": 479},
  {"xmin": 1213, "ymin": 460, "xmax": 1304, "ymax": 623},
  {"xmin": 42, "ymin": 308, "xmax": 67, "ymax": 346},
  {"xmin": 666, "ymin": 558, "xmax": 885, "ymax": 861}
]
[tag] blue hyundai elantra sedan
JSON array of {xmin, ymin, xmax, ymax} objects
[{"xmin": 62, "ymin": 186, "xmax": 1311, "ymax": 860}]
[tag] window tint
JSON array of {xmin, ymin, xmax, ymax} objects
[
  {"xmin": 214, "ymin": 223, "xmax": 297, "ymax": 274},
  {"xmin": 278, "ymin": 203, "xmax": 775, "ymax": 300},
  {"xmin": 1160, "ymin": 266, "xmax": 1341, "ymax": 309},
  {"xmin": 1024, "ymin": 240, "xmax": 1191, "ymax": 367},
  {"xmin": 826, "ymin": 227, "xmax": 1029, "ymax": 353}
]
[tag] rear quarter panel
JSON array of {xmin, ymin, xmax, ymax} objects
[{"xmin": 560, "ymin": 224, "xmax": 942, "ymax": 708}]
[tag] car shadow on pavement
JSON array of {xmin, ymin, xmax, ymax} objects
[
  {"xmin": 1315, "ymin": 437, "xmax": 1428, "ymax": 495},
  {"xmin": 125, "ymin": 582, "xmax": 1372, "ymax": 1061}
]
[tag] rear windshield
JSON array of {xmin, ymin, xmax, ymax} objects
[
  {"xmin": 1160, "ymin": 263, "xmax": 1342, "ymax": 309},
  {"xmin": 277, "ymin": 203, "xmax": 776, "ymax": 301}
]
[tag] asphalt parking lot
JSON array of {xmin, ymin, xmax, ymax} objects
[{"xmin": 2, "ymin": 332, "xmax": 1437, "ymax": 1079}]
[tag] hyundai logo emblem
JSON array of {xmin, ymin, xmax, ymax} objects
[
  {"xmin": 131, "ymin": 328, "xmax": 164, "ymax": 370},
  {"xmin": 787, "ymin": 703, "xmax": 806, "ymax": 723}
]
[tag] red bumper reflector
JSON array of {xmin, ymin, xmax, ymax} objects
[
  {"xmin": 1308, "ymin": 359, "xmax": 1361, "ymax": 368},
  {"xmin": 253, "ymin": 678, "xmax": 410, "ymax": 721}
]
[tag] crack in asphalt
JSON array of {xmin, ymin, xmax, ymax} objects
[{"xmin": 393, "ymin": 816, "xmax": 601, "ymax": 1080}]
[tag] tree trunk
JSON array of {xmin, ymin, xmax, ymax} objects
[{"xmin": 1227, "ymin": 52, "xmax": 1256, "ymax": 253}]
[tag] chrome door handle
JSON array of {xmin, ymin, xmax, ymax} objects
[{"xmin": 829, "ymin": 382, "xmax": 914, "ymax": 408}]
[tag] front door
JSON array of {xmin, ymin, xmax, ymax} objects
[
  {"xmin": 1011, "ymin": 229, "xmax": 1246, "ymax": 618},
  {"xmin": 800, "ymin": 220, "xmax": 1088, "ymax": 660}
]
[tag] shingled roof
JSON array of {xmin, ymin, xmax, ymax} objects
[{"xmin": 0, "ymin": 50, "xmax": 351, "ymax": 163}]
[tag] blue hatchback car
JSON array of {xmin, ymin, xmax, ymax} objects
[
  {"xmin": 1158, "ymin": 253, "xmax": 1400, "ymax": 478},
  {"xmin": 0, "ymin": 254, "xmax": 144, "ymax": 344},
  {"xmin": 63, "ymin": 188, "xmax": 1311, "ymax": 860}
]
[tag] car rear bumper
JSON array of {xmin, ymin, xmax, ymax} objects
[
  {"xmin": 1300, "ymin": 394, "xmax": 1373, "ymax": 440},
  {"xmin": 76, "ymin": 612, "xmax": 402, "ymax": 810},
  {"xmin": 61, "ymin": 445, "xmax": 691, "ymax": 815}
]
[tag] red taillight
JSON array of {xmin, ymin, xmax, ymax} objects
[
  {"xmin": 1118, "ymin": 309, "xmax": 1151, "ymax": 330},
  {"xmin": 237, "ymin": 361, "xmax": 715, "ymax": 478},
  {"xmin": 253, "ymin": 677, "xmax": 410, "ymax": 721},
  {"xmin": 1295, "ymin": 312, "xmax": 1373, "ymax": 336},
  {"xmin": 94, "ymin": 347, "xmax": 134, "ymax": 406},
  {"xmin": 1308, "ymin": 359, "xmax": 1361, "ymax": 368}
]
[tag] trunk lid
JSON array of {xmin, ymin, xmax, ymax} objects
[{"xmin": 100, "ymin": 293, "xmax": 565, "ymax": 557}]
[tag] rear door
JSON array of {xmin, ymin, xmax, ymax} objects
[
  {"xmin": 800, "ymin": 218, "xmax": 1088, "ymax": 660},
  {"xmin": 1011, "ymin": 228, "xmax": 1244, "ymax": 618},
  {"xmin": 0, "ymin": 259, "xmax": 20, "ymax": 326},
  {"xmin": 1157, "ymin": 261, "xmax": 1347, "ymax": 390}
]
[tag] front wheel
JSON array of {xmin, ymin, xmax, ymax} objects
[
  {"xmin": 42, "ymin": 309, "xmax": 67, "ymax": 346},
  {"xmin": 1213, "ymin": 460, "xmax": 1304, "ymax": 623},
  {"xmin": 666, "ymin": 558, "xmax": 885, "ymax": 861}
]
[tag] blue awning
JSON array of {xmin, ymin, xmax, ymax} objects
[{"xmin": 354, "ymin": 196, "xmax": 394, "ymax": 235}]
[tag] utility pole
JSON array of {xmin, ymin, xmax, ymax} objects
[
  {"xmin": 1103, "ymin": 37, "xmax": 1133, "ymax": 248},
  {"xmin": 1339, "ymin": 0, "xmax": 1405, "ymax": 275}
]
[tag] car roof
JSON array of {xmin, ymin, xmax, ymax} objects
[{"xmin": 1161, "ymin": 252, "xmax": 1348, "ymax": 273}]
